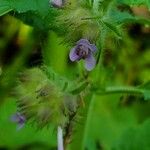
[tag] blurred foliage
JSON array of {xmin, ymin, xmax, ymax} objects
[{"xmin": 0, "ymin": 0, "xmax": 150, "ymax": 150}]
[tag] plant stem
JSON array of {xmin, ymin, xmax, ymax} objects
[
  {"xmin": 81, "ymin": 94, "xmax": 94, "ymax": 150},
  {"xmin": 57, "ymin": 126, "xmax": 64, "ymax": 150},
  {"xmin": 95, "ymin": 86, "xmax": 144, "ymax": 95}
]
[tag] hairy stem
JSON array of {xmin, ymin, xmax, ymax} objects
[{"xmin": 95, "ymin": 86, "xmax": 144, "ymax": 95}]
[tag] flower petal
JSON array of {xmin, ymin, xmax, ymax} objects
[
  {"xmin": 11, "ymin": 113, "xmax": 26, "ymax": 124},
  {"xmin": 17, "ymin": 123, "xmax": 25, "ymax": 130},
  {"xmin": 85, "ymin": 53, "xmax": 96, "ymax": 71},
  {"xmin": 77, "ymin": 39, "xmax": 90, "ymax": 45},
  {"xmin": 89, "ymin": 44, "xmax": 97, "ymax": 52},
  {"xmin": 77, "ymin": 39, "xmax": 97, "ymax": 52},
  {"xmin": 69, "ymin": 47, "xmax": 80, "ymax": 61},
  {"xmin": 11, "ymin": 113, "xmax": 26, "ymax": 130},
  {"xmin": 11, "ymin": 114, "xmax": 19, "ymax": 122},
  {"xmin": 51, "ymin": 0, "xmax": 63, "ymax": 8}
]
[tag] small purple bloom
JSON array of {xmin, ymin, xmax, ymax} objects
[
  {"xmin": 11, "ymin": 113, "xmax": 26, "ymax": 130},
  {"xmin": 50, "ymin": 0, "xmax": 63, "ymax": 8},
  {"xmin": 69, "ymin": 39, "xmax": 97, "ymax": 71}
]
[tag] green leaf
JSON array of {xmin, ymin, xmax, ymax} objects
[
  {"xmin": 139, "ymin": 81, "xmax": 150, "ymax": 100},
  {"xmin": 0, "ymin": 0, "xmax": 50, "ymax": 15},
  {"xmin": 102, "ymin": 20, "xmax": 122, "ymax": 38},
  {"xmin": 112, "ymin": 119, "xmax": 150, "ymax": 150},
  {"xmin": 117, "ymin": 0, "xmax": 150, "ymax": 9},
  {"xmin": 0, "ymin": 0, "xmax": 58, "ymax": 30},
  {"xmin": 107, "ymin": 9, "xmax": 150, "ymax": 26},
  {"xmin": 0, "ymin": 0, "xmax": 12, "ymax": 16},
  {"xmin": 10, "ymin": 0, "xmax": 49, "ymax": 14}
]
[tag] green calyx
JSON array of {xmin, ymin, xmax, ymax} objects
[
  {"xmin": 55, "ymin": 0, "xmax": 100, "ymax": 44},
  {"xmin": 16, "ymin": 68, "xmax": 78, "ymax": 128}
]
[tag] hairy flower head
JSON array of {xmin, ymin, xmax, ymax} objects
[
  {"xmin": 55, "ymin": 1, "xmax": 100, "ymax": 43},
  {"xmin": 15, "ymin": 68, "xmax": 78, "ymax": 128}
]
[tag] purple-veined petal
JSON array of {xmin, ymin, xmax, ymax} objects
[
  {"xmin": 84, "ymin": 53, "xmax": 96, "ymax": 71},
  {"xmin": 77, "ymin": 39, "xmax": 90, "ymax": 45},
  {"xmin": 69, "ymin": 47, "xmax": 80, "ymax": 61},
  {"xmin": 89, "ymin": 44, "xmax": 97, "ymax": 52},
  {"xmin": 77, "ymin": 39, "xmax": 97, "ymax": 52}
]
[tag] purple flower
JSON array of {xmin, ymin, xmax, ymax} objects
[
  {"xmin": 50, "ymin": 0, "xmax": 63, "ymax": 8},
  {"xmin": 69, "ymin": 39, "xmax": 97, "ymax": 71},
  {"xmin": 11, "ymin": 113, "xmax": 26, "ymax": 130}
]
